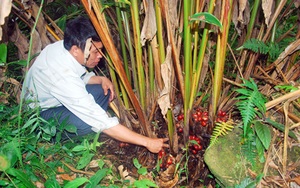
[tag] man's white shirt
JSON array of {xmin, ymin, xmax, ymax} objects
[{"xmin": 22, "ymin": 40, "xmax": 119, "ymax": 132}]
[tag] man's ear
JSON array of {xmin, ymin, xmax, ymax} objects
[{"xmin": 69, "ymin": 45, "xmax": 81, "ymax": 57}]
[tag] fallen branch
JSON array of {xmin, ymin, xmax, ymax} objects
[{"xmin": 61, "ymin": 161, "xmax": 95, "ymax": 176}]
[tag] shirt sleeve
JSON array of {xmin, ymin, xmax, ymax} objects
[
  {"xmin": 49, "ymin": 73, "xmax": 119, "ymax": 132},
  {"xmin": 81, "ymin": 71, "xmax": 95, "ymax": 84}
]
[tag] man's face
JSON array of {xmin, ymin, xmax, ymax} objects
[{"xmin": 85, "ymin": 41, "xmax": 103, "ymax": 68}]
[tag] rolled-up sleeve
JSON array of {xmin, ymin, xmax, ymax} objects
[
  {"xmin": 50, "ymin": 74, "xmax": 119, "ymax": 132},
  {"xmin": 81, "ymin": 71, "xmax": 95, "ymax": 84}
]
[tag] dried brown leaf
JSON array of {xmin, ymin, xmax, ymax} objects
[
  {"xmin": 0, "ymin": 0, "xmax": 12, "ymax": 40},
  {"xmin": 291, "ymin": 176, "xmax": 300, "ymax": 185},
  {"xmin": 157, "ymin": 46, "xmax": 172, "ymax": 117},
  {"xmin": 140, "ymin": 0, "xmax": 156, "ymax": 46},
  {"xmin": 57, "ymin": 173, "xmax": 76, "ymax": 181},
  {"xmin": 232, "ymin": 0, "xmax": 250, "ymax": 35},
  {"xmin": 156, "ymin": 164, "xmax": 178, "ymax": 188},
  {"xmin": 262, "ymin": 0, "xmax": 275, "ymax": 27}
]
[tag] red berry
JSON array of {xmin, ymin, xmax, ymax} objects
[
  {"xmin": 193, "ymin": 145, "xmax": 200, "ymax": 151},
  {"xmin": 166, "ymin": 157, "xmax": 173, "ymax": 165},
  {"xmin": 203, "ymin": 111, "xmax": 208, "ymax": 116},
  {"xmin": 119, "ymin": 142, "xmax": 126, "ymax": 148},
  {"xmin": 194, "ymin": 137, "xmax": 201, "ymax": 143},
  {"xmin": 201, "ymin": 121, "xmax": 207, "ymax": 127},
  {"xmin": 177, "ymin": 114, "xmax": 184, "ymax": 121},
  {"xmin": 191, "ymin": 149, "xmax": 197, "ymax": 154},
  {"xmin": 221, "ymin": 111, "xmax": 226, "ymax": 117},
  {"xmin": 196, "ymin": 111, "xmax": 202, "ymax": 116},
  {"xmin": 202, "ymin": 116, "xmax": 208, "ymax": 121},
  {"xmin": 178, "ymin": 127, "xmax": 183, "ymax": 133},
  {"xmin": 192, "ymin": 113, "xmax": 198, "ymax": 120},
  {"xmin": 158, "ymin": 149, "xmax": 166, "ymax": 159}
]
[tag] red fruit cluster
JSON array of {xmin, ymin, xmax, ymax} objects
[
  {"xmin": 119, "ymin": 142, "xmax": 129, "ymax": 148},
  {"xmin": 175, "ymin": 123, "xmax": 183, "ymax": 133},
  {"xmin": 177, "ymin": 113, "xmax": 184, "ymax": 121},
  {"xmin": 216, "ymin": 110, "xmax": 228, "ymax": 123},
  {"xmin": 158, "ymin": 149, "xmax": 174, "ymax": 169},
  {"xmin": 189, "ymin": 135, "xmax": 202, "ymax": 155},
  {"xmin": 192, "ymin": 110, "xmax": 209, "ymax": 127}
]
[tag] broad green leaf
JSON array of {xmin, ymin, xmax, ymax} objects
[
  {"xmin": 0, "ymin": 180, "xmax": 9, "ymax": 186},
  {"xmin": 255, "ymin": 137, "xmax": 265, "ymax": 163},
  {"xmin": 72, "ymin": 145, "xmax": 87, "ymax": 152},
  {"xmin": 137, "ymin": 167, "xmax": 147, "ymax": 175},
  {"xmin": 1, "ymin": 140, "xmax": 21, "ymax": 167},
  {"xmin": 134, "ymin": 179, "xmax": 158, "ymax": 188},
  {"xmin": 6, "ymin": 168, "xmax": 35, "ymax": 188},
  {"xmin": 64, "ymin": 124, "xmax": 77, "ymax": 133},
  {"xmin": 0, "ymin": 154, "xmax": 10, "ymax": 171},
  {"xmin": 57, "ymin": 15, "xmax": 67, "ymax": 32},
  {"xmin": 7, "ymin": 60, "xmax": 27, "ymax": 66},
  {"xmin": 77, "ymin": 152, "xmax": 94, "ymax": 169},
  {"xmin": 0, "ymin": 43, "xmax": 7, "ymax": 64},
  {"xmin": 190, "ymin": 12, "xmax": 222, "ymax": 29},
  {"xmin": 133, "ymin": 158, "xmax": 141, "ymax": 169},
  {"xmin": 254, "ymin": 121, "xmax": 271, "ymax": 150},
  {"xmin": 45, "ymin": 178, "xmax": 61, "ymax": 188},
  {"xmin": 63, "ymin": 177, "xmax": 89, "ymax": 188},
  {"xmin": 85, "ymin": 169, "xmax": 108, "ymax": 188}
]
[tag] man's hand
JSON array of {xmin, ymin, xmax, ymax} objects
[
  {"xmin": 145, "ymin": 137, "xmax": 169, "ymax": 153},
  {"xmin": 103, "ymin": 124, "xmax": 169, "ymax": 153},
  {"xmin": 88, "ymin": 76, "xmax": 115, "ymax": 101},
  {"xmin": 100, "ymin": 76, "xmax": 115, "ymax": 101}
]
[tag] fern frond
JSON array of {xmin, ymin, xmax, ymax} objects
[
  {"xmin": 235, "ymin": 78, "xmax": 267, "ymax": 137},
  {"xmin": 241, "ymin": 38, "xmax": 269, "ymax": 54},
  {"xmin": 241, "ymin": 133, "xmax": 257, "ymax": 166},
  {"xmin": 209, "ymin": 120, "xmax": 234, "ymax": 148}
]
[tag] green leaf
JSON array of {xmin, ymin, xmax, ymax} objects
[
  {"xmin": 137, "ymin": 167, "xmax": 147, "ymax": 175},
  {"xmin": 0, "ymin": 43, "xmax": 7, "ymax": 64},
  {"xmin": 134, "ymin": 179, "xmax": 158, "ymax": 188},
  {"xmin": 1, "ymin": 140, "xmax": 22, "ymax": 168},
  {"xmin": 76, "ymin": 152, "xmax": 94, "ymax": 169},
  {"xmin": 85, "ymin": 169, "xmax": 108, "ymax": 188},
  {"xmin": 255, "ymin": 136, "xmax": 265, "ymax": 163},
  {"xmin": 64, "ymin": 124, "xmax": 77, "ymax": 133},
  {"xmin": 45, "ymin": 177, "xmax": 61, "ymax": 188},
  {"xmin": 133, "ymin": 158, "xmax": 141, "ymax": 169},
  {"xmin": 63, "ymin": 177, "xmax": 89, "ymax": 188},
  {"xmin": 6, "ymin": 168, "xmax": 35, "ymax": 188},
  {"xmin": 0, "ymin": 180, "xmax": 9, "ymax": 186},
  {"xmin": 190, "ymin": 12, "xmax": 222, "ymax": 29},
  {"xmin": 7, "ymin": 60, "xmax": 27, "ymax": 66},
  {"xmin": 72, "ymin": 145, "xmax": 87, "ymax": 152},
  {"xmin": 254, "ymin": 121, "xmax": 271, "ymax": 150},
  {"xmin": 0, "ymin": 154, "xmax": 10, "ymax": 171}
]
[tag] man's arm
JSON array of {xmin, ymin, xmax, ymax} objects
[
  {"xmin": 103, "ymin": 124, "xmax": 169, "ymax": 153},
  {"xmin": 88, "ymin": 76, "xmax": 115, "ymax": 101}
]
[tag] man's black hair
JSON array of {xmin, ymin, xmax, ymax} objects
[{"xmin": 63, "ymin": 16, "xmax": 101, "ymax": 51}]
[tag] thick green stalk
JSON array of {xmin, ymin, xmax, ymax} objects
[
  {"xmin": 212, "ymin": 0, "xmax": 233, "ymax": 117},
  {"xmin": 115, "ymin": 2, "xmax": 131, "ymax": 82},
  {"xmin": 183, "ymin": 0, "xmax": 192, "ymax": 143},
  {"xmin": 131, "ymin": 0, "xmax": 146, "ymax": 110},
  {"xmin": 121, "ymin": 4, "xmax": 139, "ymax": 98},
  {"xmin": 154, "ymin": 0, "xmax": 166, "ymax": 63},
  {"xmin": 188, "ymin": 0, "xmax": 216, "ymax": 109},
  {"xmin": 245, "ymin": 0, "xmax": 260, "ymax": 41},
  {"xmin": 148, "ymin": 43, "xmax": 155, "ymax": 92},
  {"xmin": 115, "ymin": 2, "xmax": 130, "ymax": 108}
]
